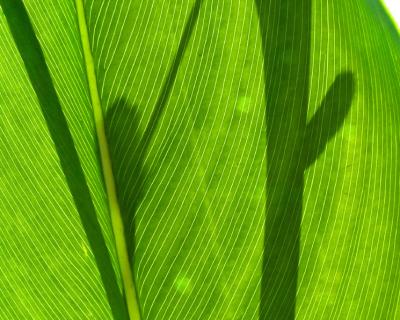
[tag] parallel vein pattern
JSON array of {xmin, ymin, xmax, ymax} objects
[{"xmin": 0, "ymin": 0, "xmax": 399, "ymax": 319}]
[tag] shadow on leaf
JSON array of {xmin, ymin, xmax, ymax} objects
[
  {"xmin": 104, "ymin": 0, "xmax": 204, "ymax": 260},
  {"xmin": 0, "ymin": 0, "xmax": 128, "ymax": 318},
  {"xmin": 105, "ymin": 100, "xmax": 147, "ymax": 259},
  {"xmin": 255, "ymin": 0, "xmax": 355, "ymax": 318}
]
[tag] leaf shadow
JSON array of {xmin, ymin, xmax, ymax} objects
[
  {"xmin": 104, "ymin": 0, "xmax": 204, "ymax": 252},
  {"xmin": 0, "ymin": 0, "xmax": 128, "ymax": 318},
  {"xmin": 105, "ymin": 100, "xmax": 147, "ymax": 259},
  {"xmin": 103, "ymin": 0, "xmax": 204, "ymax": 310},
  {"xmin": 255, "ymin": 0, "xmax": 355, "ymax": 319}
]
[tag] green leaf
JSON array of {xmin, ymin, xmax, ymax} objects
[{"xmin": 0, "ymin": 0, "xmax": 399, "ymax": 320}]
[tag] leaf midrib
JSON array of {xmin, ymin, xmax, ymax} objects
[{"xmin": 75, "ymin": 1, "xmax": 141, "ymax": 319}]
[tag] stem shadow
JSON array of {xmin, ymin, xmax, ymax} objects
[{"xmin": 255, "ymin": 0, "xmax": 355, "ymax": 318}]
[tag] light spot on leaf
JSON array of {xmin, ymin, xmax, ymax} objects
[
  {"xmin": 82, "ymin": 242, "xmax": 89, "ymax": 257},
  {"xmin": 174, "ymin": 275, "xmax": 193, "ymax": 295},
  {"xmin": 236, "ymin": 96, "xmax": 251, "ymax": 113}
]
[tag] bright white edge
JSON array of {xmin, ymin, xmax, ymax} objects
[{"xmin": 382, "ymin": 0, "xmax": 400, "ymax": 30}]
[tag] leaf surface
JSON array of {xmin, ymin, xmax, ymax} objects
[{"xmin": 0, "ymin": 0, "xmax": 399, "ymax": 319}]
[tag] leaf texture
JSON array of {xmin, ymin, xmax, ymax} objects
[{"xmin": 0, "ymin": 0, "xmax": 399, "ymax": 319}]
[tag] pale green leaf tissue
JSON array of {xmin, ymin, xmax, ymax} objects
[{"xmin": 0, "ymin": 0, "xmax": 399, "ymax": 319}]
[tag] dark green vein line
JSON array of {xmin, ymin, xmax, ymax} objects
[{"xmin": 141, "ymin": 0, "xmax": 204, "ymax": 154}]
